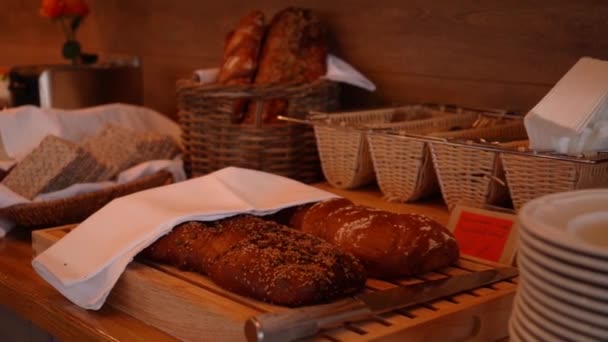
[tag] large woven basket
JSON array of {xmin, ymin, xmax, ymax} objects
[
  {"xmin": 177, "ymin": 80, "xmax": 339, "ymax": 183},
  {"xmin": 0, "ymin": 170, "xmax": 173, "ymax": 229},
  {"xmin": 501, "ymin": 151, "xmax": 608, "ymax": 211},
  {"xmin": 367, "ymin": 113, "xmax": 520, "ymax": 202},
  {"xmin": 429, "ymin": 125, "xmax": 528, "ymax": 211},
  {"xmin": 311, "ymin": 105, "xmax": 471, "ymax": 189}
]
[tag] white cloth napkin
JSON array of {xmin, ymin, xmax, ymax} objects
[
  {"xmin": 0, "ymin": 158, "xmax": 186, "ymax": 238},
  {"xmin": 32, "ymin": 167, "xmax": 338, "ymax": 310},
  {"xmin": 525, "ymin": 57, "xmax": 608, "ymax": 154},
  {"xmin": 0, "ymin": 103, "xmax": 181, "ymax": 166},
  {"xmin": 194, "ymin": 54, "xmax": 376, "ymax": 91}
]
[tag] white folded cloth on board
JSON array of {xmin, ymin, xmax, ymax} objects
[
  {"xmin": 0, "ymin": 158, "xmax": 186, "ymax": 238},
  {"xmin": 32, "ymin": 167, "xmax": 339, "ymax": 310},
  {"xmin": 194, "ymin": 54, "xmax": 376, "ymax": 91},
  {"xmin": 525, "ymin": 57, "xmax": 608, "ymax": 154}
]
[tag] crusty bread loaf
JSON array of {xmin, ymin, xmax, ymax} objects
[
  {"xmin": 283, "ymin": 198, "xmax": 460, "ymax": 278},
  {"xmin": 217, "ymin": 11, "xmax": 266, "ymax": 123},
  {"xmin": 140, "ymin": 215, "xmax": 366, "ymax": 307},
  {"xmin": 218, "ymin": 11, "xmax": 265, "ymax": 84},
  {"xmin": 243, "ymin": 7, "xmax": 328, "ymax": 124}
]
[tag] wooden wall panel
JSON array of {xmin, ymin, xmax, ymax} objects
[{"xmin": 1, "ymin": 0, "xmax": 607, "ymax": 119}]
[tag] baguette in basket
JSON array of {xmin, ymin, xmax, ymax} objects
[
  {"xmin": 216, "ymin": 7, "xmax": 328, "ymax": 125},
  {"xmin": 217, "ymin": 10, "xmax": 266, "ymax": 123}
]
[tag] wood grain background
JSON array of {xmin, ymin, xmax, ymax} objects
[{"xmin": 1, "ymin": 0, "xmax": 607, "ymax": 119}]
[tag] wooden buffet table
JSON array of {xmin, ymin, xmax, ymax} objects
[{"xmin": 0, "ymin": 184, "xmax": 454, "ymax": 341}]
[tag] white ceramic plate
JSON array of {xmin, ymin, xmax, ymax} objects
[
  {"xmin": 520, "ymin": 234, "xmax": 608, "ymax": 287},
  {"xmin": 519, "ymin": 282, "xmax": 608, "ymax": 339},
  {"xmin": 520, "ymin": 228, "xmax": 608, "ymax": 273},
  {"xmin": 508, "ymin": 318, "xmax": 520, "ymax": 342},
  {"xmin": 508, "ymin": 310, "xmax": 528, "ymax": 342},
  {"xmin": 520, "ymin": 271, "xmax": 608, "ymax": 328},
  {"xmin": 518, "ymin": 248, "xmax": 608, "ymax": 301},
  {"xmin": 511, "ymin": 295, "xmax": 564, "ymax": 342},
  {"xmin": 519, "ymin": 296, "xmax": 594, "ymax": 342},
  {"xmin": 519, "ymin": 189, "xmax": 608, "ymax": 259}
]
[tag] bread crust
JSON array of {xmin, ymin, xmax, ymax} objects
[
  {"xmin": 141, "ymin": 215, "xmax": 366, "ymax": 307},
  {"xmin": 294, "ymin": 199, "xmax": 460, "ymax": 278},
  {"xmin": 244, "ymin": 7, "xmax": 328, "ymax": 124},
  {"xmin": 217, "ymin": 11, "xmax": 265, "ymax": 123}
]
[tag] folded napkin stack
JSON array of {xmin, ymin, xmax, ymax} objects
[
  {"xmin": 525, "ymin": 57, "xmax": 608, "ymax": 155},
  {"xmin": 32, "ymin": 167, "xmax": 338, "ymax": 310}
]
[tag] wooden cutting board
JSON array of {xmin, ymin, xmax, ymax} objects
[{"xmin": 32, "ymin": 225, "xmax": 517, "ymax": 342}]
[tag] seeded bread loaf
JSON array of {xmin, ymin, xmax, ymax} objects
[
  {"xmin": 141, "ymin": 215, "xmax": 366, "ymax": 307},
  {"xmin": 278, "ymin": 198, "xmax": 460, "ymax": 278}
]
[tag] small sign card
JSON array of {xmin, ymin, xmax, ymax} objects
[{"xmin": 446, "ymin": 205, "xmax": 519, "ymax": 265}]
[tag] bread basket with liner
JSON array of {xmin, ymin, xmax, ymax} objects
[
  {"xmin": 309, "ymin": 105, "xmax": 478, "ymax": 189},
  {"xmin": 500, "ymin": 148, "xmax": 608, "ymax": 211},
  {"xmin": 0, "ymin": 170, "xmax": 173, "ymax": 229},
  {"xmin": 177, "ymin": 80, "xmax": 339, "ymax": 183}
]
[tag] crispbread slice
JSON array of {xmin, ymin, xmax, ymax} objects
[
  {"xmin": 82, "ymin": 125, "xmax": 181, "ymax": 180},
  {"xmin": 2, "ymin": 136, "xmax": 104, "ymax": 199},
  {"xmin": 82, "ymin": 125, "xmax": 140, "ymax": 181}
]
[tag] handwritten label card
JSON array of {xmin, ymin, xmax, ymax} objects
[{"xmin": 447, "ymin": 205, "xmax": 519, "ymax": 265}]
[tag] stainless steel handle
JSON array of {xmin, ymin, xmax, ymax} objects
[{"xmin": 244, "ymin": 298, "xmax": 371, "ymax": 342}]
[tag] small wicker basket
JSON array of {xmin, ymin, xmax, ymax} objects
[
  {"xmin": 311, "ymin": 105, "xmax": 473, "ymax": 189},
  {"xmin": 429, "ymin": 128, "xmax": 528, "ymax": 211},
  {"xmin": 501, "ymin": 151, "xmax": 608, "ymax": 211},
  {"xmin": 368, "ymin": 113, "xmax": 524, "ymax": 203},
  {"xmin": 177, "ymin": 80, "xmax": 339, "ymax": 183}
]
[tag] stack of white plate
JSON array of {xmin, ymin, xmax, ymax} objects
[{"xmin": 511, "ymin": 189, "xmax": 608, "ymax": 342}]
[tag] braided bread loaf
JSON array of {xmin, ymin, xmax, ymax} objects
[{"xmin": 140, "ymin": 215, "xmax": 366, "ymax": 307}]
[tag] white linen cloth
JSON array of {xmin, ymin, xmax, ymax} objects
[
  {"xmin": 194, "ymin": 54, "xmax": 376, "ymax": 91},
  {"xmin": 525, "ymin": 57, "xmax": 608, "ymax": 154},
  {"xmin": 0, "ymin": 158, "xmax": 186, "ymax": 238},
  {"xmin": 32, "ymin": 167, "xmax": 338, "ymax": 310}
]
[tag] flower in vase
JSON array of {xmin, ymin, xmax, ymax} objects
[{"xmin": 40, "ymin": 0, "xmax": 97, "ymax": 65}]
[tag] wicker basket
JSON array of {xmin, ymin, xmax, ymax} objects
[
  {"xmin": 501, "ymin": 151, "xmax": 608, "ymax": 211},
  {"xmin": 367, "ymin": 114, "xmax": 521, "ymax": 202},
  {"xmin": 0, "ymin": 170, "xmax": 173, "ymax": 229},
  {"xmin": 429, "ymin": 121, "xmax": 528, "ymax": 210},
  {"xmin": 311, "ymin": 105, "xmax": 473, "ymax": 189},
  {"xmin": 177, "ymin": 80, "xmax": 339, "ymax": 183}
]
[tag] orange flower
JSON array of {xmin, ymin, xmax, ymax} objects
[
  {"xmin": 40, "ymin": 0, "xmax": 64, "ymax": 18},
  {"xmin": 62, "ymin": 0, "xmax": 89, "ymax": 17},
  {"xmin": 39, "ymin": 0, "xmax": 89, "ymax": 18}
]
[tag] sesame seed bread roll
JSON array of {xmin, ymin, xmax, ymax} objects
[
  {"xmin": 141, "ymin": 215, "xmax": 366, "ymax": 307},
  {"xmin": 290, "ymin": 198, "xmax": 460, "ymax": 278}
]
